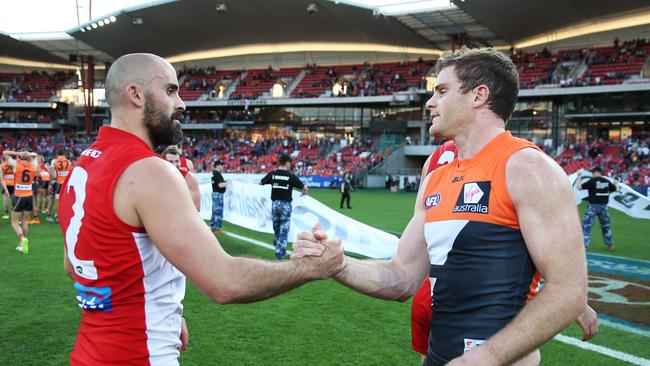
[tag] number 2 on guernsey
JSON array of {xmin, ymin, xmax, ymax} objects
[{"xmin": 65, "ymin": 167, "xmax": 98, "ymax": 280}]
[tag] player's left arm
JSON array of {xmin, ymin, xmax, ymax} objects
[
  {"xmin": 449, "ymin": 148, "xmax": 588, "ymax": 365},
  {"xmin": 63, "ymin": 247, "xmax": 74, "ymax": 279},
  {"xmin": 185, "ymin": 172, "xmax": 201, "ymax": 211}
]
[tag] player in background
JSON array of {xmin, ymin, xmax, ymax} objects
[
  {"xmin": 49, "ymin": 149, "xmax": 72, "ymax": 222},
  {"xmin": 2, "ymin": 154, "xmax": 16, "ymax": 219},
  {"xmin": 163, "ymin": 145, "xmax": 201, "ymax": 211},
  {"xmin": 4, "ymin": 149, "xmax": 38, "ymax": 253},
  {"xmin": 37, "ymin": 157, "xmax": 52, "ymax": 220}
]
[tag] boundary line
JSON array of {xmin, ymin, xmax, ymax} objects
[
  {"xmin": 224, "ymin": 231, "xmax": 293, "ymax": 255},
  {"xmin": 554, "ymin": 334, "xmax": 650, "ymax": 366}
]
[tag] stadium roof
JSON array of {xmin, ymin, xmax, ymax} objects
[{"xmin": 1, "ymin": 0, "xmax": 650, "ymax": 68}]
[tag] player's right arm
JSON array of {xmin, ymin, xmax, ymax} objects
[
  {"xmin": 116, "ymin": 157, "xmax": 345, "ymax": 304},
  {"xmin": 293, "ymin": 153, "xmax": 438, "ymax": 302},
  {"xmin": 319, "ymin": 173, "xmax": 431, "ymax": 302}
]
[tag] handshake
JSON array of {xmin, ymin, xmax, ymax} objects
[{"xmin": 291, "ymin": 223, "xmax": 347, "ymax": 280}]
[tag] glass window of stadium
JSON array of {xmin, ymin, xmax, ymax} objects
[
  {"xmin": 567, "ymin": 120, "xmax": 648, "ymax": 143},
  {"xmin": 564, "ymin": 92, "xmax": 650, "ymax": 142},
  {"xmin": 509, "ymin": 101, "xmax": 553, "ymax": 145},
  {"xmin": 370, "ymin": 107, "xmax": 420, "ymax": 121}
]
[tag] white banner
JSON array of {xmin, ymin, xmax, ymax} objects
[
  {"xmin": 569, "ymin": 172, "xmax": 650, "ymax": 220},
  {"xmin": 197, "ymin": 173, "xmax": 399, "ymax": 258}
]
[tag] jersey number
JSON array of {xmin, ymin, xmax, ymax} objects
[
  {"xmin": 65, "ymin": 167, "xmax": 98, "ymax": 280},
  {"xmin": 58, "ymin": 160, "xmax": 69, "ymax": 171},
  {"xmin": 437, "ymin": 151, "xmax": 456, "ymax": 166},
  {"xmin": 21, "ymin": 170, "xmax": 31, "ymax": 183}
]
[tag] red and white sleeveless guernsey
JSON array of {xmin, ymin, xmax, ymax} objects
[
  {"xmin": 421, "ymin": 131, "xmax": 542, "ymax": 366},
  {"xmin": 58, "ymin": 126, "xmax": 186, "ymax": 366}
]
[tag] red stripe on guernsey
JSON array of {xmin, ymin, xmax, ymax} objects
[
  {"xmin": 526, "ymin": 271, "xmax": 542, "ymax": 302},
  {"xmin": 60, "ymin": 127, "xmax": 185, "ymax": 366}
]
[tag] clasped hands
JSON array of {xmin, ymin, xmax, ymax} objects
[{"xmin": 291, "ymin": 223, "xmax": 347, "ymax": 279}]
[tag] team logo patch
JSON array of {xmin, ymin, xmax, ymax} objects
[
  {"xmin": 463, "ymin": 338, "xmax": 485, "ymax": 353},
  {"xmin": 74, "ymin": 282, "xmax": 112, "ymax": 312},
  {"xmin": 424, "ymin": 192, "xmax": 441, "ymax": 210},
  {"xmin": 452, "ymin": 181, "xmax": 491, "ymax": 214}
]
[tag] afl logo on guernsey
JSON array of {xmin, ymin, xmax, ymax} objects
[
  {"xmin": 453, "ymin": 181, "xmax": 491, "ymax": 214},
  {"xmin": 424, "ymin": 192, "xmax": 441, "ymax": 210}
]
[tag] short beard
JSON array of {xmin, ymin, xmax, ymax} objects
[{"xmin": 143, "ymin": 96, "xmax": 183, "ymax": 148}]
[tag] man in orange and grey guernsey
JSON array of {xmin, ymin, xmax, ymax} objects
[
  {"xmin": 36, "ymin": 157, "xmax": 52, "ymax": 221},
  {"xmin": 294, "ymin": 48, "xmax": 589, "ymax": 365},
  {"xmin": 2, "ymin": 154, "xmax": 16, "ymax": 219},
  {"xmin": 3, "ymin": 148, "xmax": 39, "ymax": 254},
  {"xmin": 50, "ymin": 149, "xmax": 72, "ymax": 221}
]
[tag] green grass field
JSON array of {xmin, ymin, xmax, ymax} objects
[{"xmin": 0, "ymin": 189, "xmax": 648, "ymax": 365}]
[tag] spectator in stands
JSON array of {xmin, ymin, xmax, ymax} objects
[
  {"xmin": 577, "ymin": 166, "xmax": 619, "ymax": 250},
  {"xmin": 260, "ymin": 153, "xmax": 308, "ymax": 260},
  {"xmin": 211, "ymin": 160, "xmax": 229, "ymax": 234}
]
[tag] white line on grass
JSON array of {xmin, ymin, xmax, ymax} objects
[
  {"xmin": 599, "ymin": 318, "xmax": 650, "ymax": 338},
  {"xmin": 554, "ymin": 334, "xmax": 650, "ymax": 366},
  {"xmin": 224, "ymin": 231, "xmax": 292, "ymax": 255},
  {"xmin": 225, "ymin": 231, "xmax": 650, "ymax": 363}
]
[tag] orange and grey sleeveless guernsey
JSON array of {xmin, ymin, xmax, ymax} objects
[{"xmin": 422, "ymin": 131, "xmax": 542, "ymax": 365}]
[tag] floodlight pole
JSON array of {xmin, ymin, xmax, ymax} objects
[{"xmin": 80, "ymin": 55, "xmax": 95, "ymax": 138}]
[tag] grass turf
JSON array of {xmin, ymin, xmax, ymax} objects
[{"xmin": 0, "ymin": 188, "xmax": 648, "ymax": 365}]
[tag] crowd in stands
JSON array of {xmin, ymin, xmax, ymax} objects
[
  {"xmin": 180, "ymin": 59, "xmax": 434, "ymax": 100},
  {"xmin": 180, "ymin": 109, "xmax": 254, "ymax": 124},
  {"xmin": 173, "ymin": 38, "xmax": 650, "ymax": 101},
  {"xmin": 346, "ymin": 59, "xmax": 433, "ymax": 97},
  {"xmin": 0, "ymin": 132, "xmax": 91, "ymax": 160},
  {"xmin": 0, "ymin": 131, "xmax": 384, "ymax": 178},
  {"xmin": 231, "ymin": 67, "xmax": 302, "ymax": 99},
  {"xmin": 178, "ymin": 132, "xmax": 384, "ymax": 177},
  {"xmin": 1, "ymin": 128, "xmax": 648, "ymax": 192},
  {"xmin": 555, "ymin": 135, "xmax": 650, "ymax": 188},
  {"xmin": 0, "ymin": 71, "xmax": 73, "ymax": 102},
  {"xmin": 0, "ymin": 109, "xmax": 67, "ymax": 124},
  {"xmin": 511, "ymin": 37, "xmax": 650, "ymax": 89}
]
